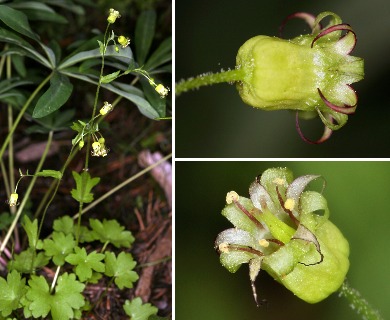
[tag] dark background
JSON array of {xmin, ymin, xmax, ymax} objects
[
  {"xmin": 175, "ymin": 162, "xmax": 389, "ymax": 319},
  {"xmin": 175, "ymin": 0, "xmax": 389, "ymax": 157}
]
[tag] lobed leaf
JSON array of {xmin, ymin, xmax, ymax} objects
[{"xmin": 123, "ymin": 297, "xmax": 158, "ymax": 320}]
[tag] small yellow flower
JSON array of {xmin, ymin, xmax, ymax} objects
[
  {"xmin": 99, "ymin": 101, "xmax": 113, "ymax": 116},
  {"xmin": 107, "ymin": 8, "xmax": 121, "ymax": 24},
  {"xmin": 118, "ymin": 35, "xmax": 131, "ymax": 48},
  {"xmin": 8, "ymin": 193, "xmax": 18, "ymax": 206},
  {"xmin": 91, "ymin": 139, "xmax": 109, "ymax": 157},
  {"xmin": 155, "ymin": 84, "xmax": 169, "ymax": 98},
  {"xmin": 78, "ymin": 140, "xmax": 85, "ymax": 149}
]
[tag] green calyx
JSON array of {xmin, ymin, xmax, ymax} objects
[
  {"xmin": 235, "ymin": 11, "xmax": 364, "ymax": 142},
  {"xmin": 215, "ymin": 167, "xmax": 349, "ymax": 304}
]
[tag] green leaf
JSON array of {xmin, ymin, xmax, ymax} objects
[
  {"xmin": 104, "ymin": 252, "xmax": 139, "ymax": 289},
  {"xmin": 60, "ymin": 71, "xmax": 160, "ymax": 119},
  {"xmin": 24, "ymin": 273, "xmax": 85, "ymax": 320},
  {"xmin": 20, "ymin": 8, "xmax": 68, "ymax": 24},
  {"xmin": 8, "ymin": 248, "xmax": 50, "ymax": 273},
  {"xmin": 135, "ymin": 10, "xmax": 156, "ymax": 65},
  {"xmin": 71, "ymin": 171, "xmax": 100, "ymax": 204},
  {"xmin": 89, "ymin": 219, "xmax": 135, "ymax": 248},
  {"xmin": 53, "ymin": 215, "xmax": 74, "ymax": 235},
  {"xmin": 65, "ymin": 247, "xmax": 105, "ymax": 282},
  {"xmin": 35, "ymin": 169, "xmax": 62, "ymax": 179},
  {"xmin": 0, "ymin": 5, "xmax": 39, "ymax": 40},
  {"xmin": 140, "ymin": 77, "xmax": 166, "ymax": 117},
  {"xmin": 123, "ymin": 298, "xmax": 158, "ymax": 320},
  {"xmin": 0, "ymin": 28, "xmax": 49, "ymax": 67},
  {"xmin": 22, "ymin": 215, "xmax": 39, "ymax": 248},
  {"xmin": 58, "ymin": 45, "xmax": 132, "ymax": 70},
  {"xmin": 144, "ymin": 37, "xmax": 172, "ymax": 71},
  {"xmin": 33, "ymin": 72, "xmax": 73, "ymax": 118},
  {"xmin": 100, "ymin": 70, "xmax": 120, "ymax": 84},
  {"xmin": 0, "ymin": 271, "xmax": 27, "ymax": 317},
  {"xmin": 43, "ymin": 232, "xmax": 75, "ymax": 266}
]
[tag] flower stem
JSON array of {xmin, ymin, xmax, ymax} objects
[
  {"xmin": 339, "ymin": 280, "xmax": 383, "ymax": 320},
  {"xmin": 176, "ymin": 68, "xmax": 245, "ymax": 96}
]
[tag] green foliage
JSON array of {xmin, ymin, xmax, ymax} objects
[
  {"xmin": 65, "ymin": 247, "xmax": 105, "ymax": 282},
  {"xmin": 123, "ymin": 297, "xmax": 158, "ymax": 320},
  {"xmin": 32, "ymin": 72, "xmax": 73, "ymax": 118},
  {"xmin": 22, "ymin": 215, "xmax": 39, "ymax": 248},
  {"xmin": 71, "ymin": 171, "xmax": 100, "ymax": 204},
  {"xmin": 89, "ymin": 218, "xmax": 135, "ymax": 248},
  {"xmin": 24, "ymin": 273, "xmax": 85, "ymax": 320},
  {"xmin": 0, "ymin": 271, "xmax": 27, "ymax": 317},
  {"xmin": 104, "ymin": 252, "xmax": 139, "ymax": 289},
  {"xmin": 43, "ymin": 232, "xmax": 76, "ymax": 266}
]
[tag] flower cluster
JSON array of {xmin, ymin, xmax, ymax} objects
[
  {"xmin": 215, "ymin": 168, "xmax": 349, "ymax": 304},
  {"xmin": 236, "ymin": 12, "xmax": 364, "ymax": 143}
]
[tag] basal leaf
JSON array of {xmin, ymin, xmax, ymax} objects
[
  {"xmin": 123, "ymin": 298, "xmax": 158, "ymax": 320},
  {"xmin": 33, "ymin": 72, "xmax": 73, "ymax": 118}
]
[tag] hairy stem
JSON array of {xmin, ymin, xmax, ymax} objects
[
  {"xmin": 339, "ymin": 280, "xmax": 383, "ymax": 320},
  {"xmin": 176, "ymin": 68, "xmax": 245, "ymax": 96}
]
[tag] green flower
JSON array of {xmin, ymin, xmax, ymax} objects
[
  {"xmin": 236, "ymin": 12, "xmax": 364, "ymax": 143},
  {"xmin": 215, "ymin": 168, "xmax": 349, "ymax": 304},
  {"xmin": 118, "ymin": 35, "xmax": 131, "ymax": 48}
]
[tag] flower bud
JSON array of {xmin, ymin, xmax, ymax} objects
[{"xmin": 215, "ymin": 168, "xmax": 349, "ymax": 304}]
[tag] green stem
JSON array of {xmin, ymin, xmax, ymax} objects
[
  {"xmin": 0, "ymin": 130, "xmax": 54, "ymax": 255},
  {"xmin": 84, "ymin": 24, "xmax": 110, "ymax": 170},
  {"xmin": 339, "ymin": 280, "xmax": 383, "ymax": 320},
  {"xmin": 0, "ymin": 73, "xmax": 52, "ymax": 159},
  {"xmin": 176, "ymin": 68, "xmax": 245, "ymax": 96}
]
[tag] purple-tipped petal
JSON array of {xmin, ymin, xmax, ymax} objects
[
  {"xmin": 311, "ymin": 23, "xmax": 355, "ymax": 48},
  {"xmin": 286, "ymin": 174, "xmax": 321, "ymax": 207},
  {"xmin": 318, "ymin": 88, "xmax": 357, "ymax": 115},
  {"xmin": 249, "ymin": 181, "xmax": 276, "ymax": 213},
  {"xmin": 279, "ymin": 12, "xmax": 319, "ymax": 37},
  {"xmin": 295, "ymin": 112, "xmax": 333, "ymax": 144}
]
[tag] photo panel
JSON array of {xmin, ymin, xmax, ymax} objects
[
  {"xmin": 175, "ymin": 161, "xmax": 389, "ymax": 319},
  {"xmin": 176, "ymin": 0, "xmax": 389, "ymax": 157}
]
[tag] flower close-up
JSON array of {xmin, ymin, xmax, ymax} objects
[
  {"xmin": 236, "ymin": 12, "xmax": 364, "ymax": 143},
  {"xmin": 215, "ymin": 168, "xmax": 349, "ymax": 304}
]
